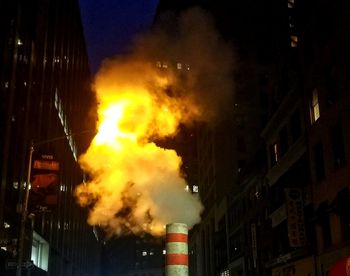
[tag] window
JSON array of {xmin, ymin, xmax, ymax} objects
[
  {"xmin": 290, "ymin": 35, "xmax": 298, "ymax": 47},
  {"xmin": 310, "ymin": 88, "xmax": 320, "ymax": 123},
  {"xmin": 331, "ymin": 122, "xmax": 345, "ymax": 168},
  {"xmin": 221, "ymin": 270, "xmax": 230, "ymax": 276},
  {"xmin": 270, "ymin": 143, "xmax": 279, "ymax": 166},
  {"xmin": 31, "ymin": 232, "xmax": 49, "ymax": 271},
  {"xmin": 288, "ymin": 0, "xmax": 295, "ymax": 8},
  {"xmin": 313, "ymin": 143, "xmax": 325, "ymax": 181}
]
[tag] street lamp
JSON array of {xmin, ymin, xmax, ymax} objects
[{"xmin": 16, "ymin": 130, "xmax": 94, "ymax": 276}]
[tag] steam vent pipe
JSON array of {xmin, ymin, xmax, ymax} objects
[{"xmin": 165, "ymin": 223, "xmax": 188, "ymax": 276}]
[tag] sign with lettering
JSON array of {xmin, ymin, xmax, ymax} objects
[{"xmin": 285, "ymin": 188, "xmax": 307, "ymax": 247}]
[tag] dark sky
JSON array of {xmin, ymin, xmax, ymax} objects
[{"xmin": 79, "ymin": 0, "xmax": 160, "ymax": 74}]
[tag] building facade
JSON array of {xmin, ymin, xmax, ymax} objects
[
  {"xmin": 155, "ymin": 0, "xmax": 350, "ymax": 275},
  {"xmin": 0, "ymin": 0, "xmax": 100, "ymax": 275}
]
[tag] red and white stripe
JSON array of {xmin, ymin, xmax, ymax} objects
[{"xmin": 165, "ymin": 223, "xmax": 188, "ymax": 276}]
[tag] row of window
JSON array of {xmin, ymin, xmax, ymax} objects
[{"xmin": 156, "ymin": 61, "xmax": 190, "ymax": 71}]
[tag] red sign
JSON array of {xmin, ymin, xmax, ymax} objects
[
  {"xmin": 33, "ymin": 159, "xmax": 59, "ymax": 171},
  {"xmin": 329, "ymin": 256, "xmax": 350, "ymax": 276},
  {"xmin": 30, "ymin": 155, "xmax": 60, "ymax": 209}
]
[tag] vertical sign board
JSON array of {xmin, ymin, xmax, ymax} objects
[
  {"xmin": 30, "ymin": 154, "xmax": 59, "ymax": 211},
  {"xmin": 285, "ymin": 188, "xmax": 307, "ymax": 247}
]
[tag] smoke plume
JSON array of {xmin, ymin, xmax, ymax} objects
[{"xmin": 75, "ymin": 7, "xmax": 235, "ymax": 237}]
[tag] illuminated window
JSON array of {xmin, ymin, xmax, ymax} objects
[
  {"xmin": 273, "ymin": 143, "xmax": 278, "ymax": 162},
  {"xmin": 290, "ymin": 35, "xmax": 298, "ymax": 47},
  {"xmin": 142, "ymin": 250, "xmax": 147, "ymax": 256},
  {"xmin": 221, "ymin": 270, "xmax": 230, "ymax": 276},
  {"xmin": 193, "ymin": 185, "xmax": 199, "ymax": 193},
  {"xmin": 270, "ymin": 143, "xmax": 279, "ymax": 166},
  {"xmin": 310, "ymin": 88, "xmax": 320, "ymax": 123},
  {"xmin": 288, "ymin": 0, "xmax": 294, "ymax": 8},
  {"xmin": 31, "ymin": 232, "xmax": 49, "ymax": 271},
  {"xmin": 177, "ymin": 63, "xmax": 182, "ymax": 70},
  {"xmin": 162, "ymin": 249, "xmax": 166, "ymax": 255}
]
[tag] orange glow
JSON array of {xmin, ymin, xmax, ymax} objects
[{"xmin": 75, "ymin": 60, "xmax": 203, "ymax": 237}]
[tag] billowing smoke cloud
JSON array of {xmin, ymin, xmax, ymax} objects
[
  {"xmin": 75, "ymin": 7, "xmax": 235, "ymax": 237},
  {"xmin": 132, "ymin": 7, "xmax": 236, "ymax": 122}
]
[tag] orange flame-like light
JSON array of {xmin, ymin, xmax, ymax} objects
[{"xmin": 75, "ymin": 63, "xmax": 203, "ymax": 236}]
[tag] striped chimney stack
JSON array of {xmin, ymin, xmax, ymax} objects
[{"xmin": 165, "ymin": 223, "xmax": 188, "ymax": 276}]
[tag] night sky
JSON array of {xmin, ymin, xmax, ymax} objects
[{"xmin": 79, "ymin": 0, "xmax": 160, "ymax": 74}]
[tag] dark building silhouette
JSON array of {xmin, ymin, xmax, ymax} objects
[
  {"xmin": 0, "ymin": 0, "xmax": 100, "ymax": 275},
  {"xmin": 101, "ymin": 234, "xmax": 165, "ymax": 276}
]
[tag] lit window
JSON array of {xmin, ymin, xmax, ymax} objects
[
  {"xmin": 290, "ymin": 35, "xmax": 298, "ymax": 47},
  {"xmin": 162, "ymin": 63, "xmax": 168, "ymax": 68},
  {"xmin": 177, "ymin": 63, "xmax": 182, "ymax": 70},
  {"xmin": 163, "ymin": 249, "xmax": 166, "ymax": 255},
  {"xmin": 156, "ymin": 61, "xmax": 161, "ymax": 68},
  {"xmin": 288, "ymin": 0, "xmax": 294, "ymax": 8},
  {"xmin": 17, "ymin": 38, "xmax": 23, "ymax": 45},
  {"xmin": 31, "ymin": 232, "xmax": 49, "ymax": 271},
  {"xmin": 273, "ymin": 143, "xmax": 279, "ymax": 163},
  {"xmin": 310, "ymin": 88, "xmax": 320, "ymax": 123},
  {"xmin": 185, "ymin": 185, "xmax": 189, "ymax": 192},
  {"xmin": 142, "ymin": 251, "xmax": 147, "ymax": 256},
  {"xmin": 13, "ymin": 182, "xmax": 18, "ymax": 189},
  {"xmin": 193, "ymin": 185, "xmax": 199, "ymax": 193},
  {"xmin": 221, "ymin": 269, "xmax": 230, "ymax": 276}
]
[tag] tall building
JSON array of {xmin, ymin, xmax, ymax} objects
[
  {"xmin": 155, "ymin": 0, "xmax": 350, "ymax": 275},
  {"xmin": 154, "ymin": 1, "xmax": 270, "ymax": 275},
  {"xmin": 0, "ymin": 0, "xmax": 100, "ymax": 275}
]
